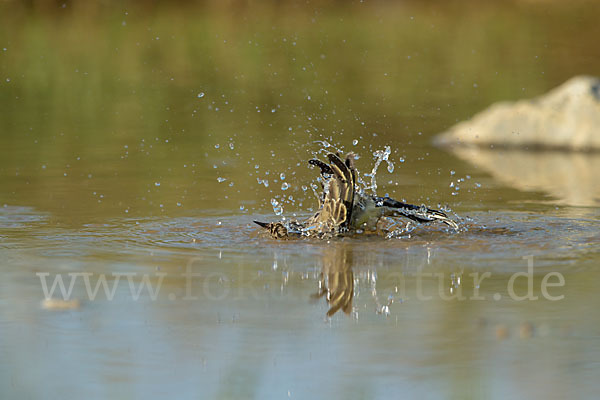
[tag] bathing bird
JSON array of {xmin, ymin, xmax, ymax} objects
[{"xmin": 254, "ymin": 152, "xmax": 458, "ymax": 239}]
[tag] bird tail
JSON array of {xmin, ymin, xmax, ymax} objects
[{"xmin": 374, "ymin": 197, "xmax": 459, "ymax": 230}]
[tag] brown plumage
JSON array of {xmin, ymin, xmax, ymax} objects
[
  {"xmin": 255, "ymin": 152, "xmax": 357, "ymax": 238},
  {"xmin": 254, "ymin": 152, "xmax": 458, "ymax": 239}
]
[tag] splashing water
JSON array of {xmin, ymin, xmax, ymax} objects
[
  {"xmin": 267, "ymin": 144, "xmax": 458, "ymax": 236},
  {"xmin": 364, "ymin": 146, "xmax": 393, "ymax": 195}
]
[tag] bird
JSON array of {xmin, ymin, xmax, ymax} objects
[{"xmin": 254, "ymin": 152, "xmax": 458, "ymax": 239}]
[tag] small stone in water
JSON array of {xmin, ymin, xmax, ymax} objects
[{"xmin": 41, "ymin": 298, "xmax": 80, "ymax": 311}]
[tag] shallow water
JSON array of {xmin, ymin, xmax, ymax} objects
[{"xmin": 2, "ymin": 1, "xmax": 600, "ymax": 399}]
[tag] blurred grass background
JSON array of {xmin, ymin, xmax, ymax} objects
[{"xmin": 1, "ymin": 0, "xmax": 599, "ymax": 219}]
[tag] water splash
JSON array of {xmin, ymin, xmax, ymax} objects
[
  {"xmin": 266, "ymin": 143, "xmax": 459, "ymax": 235},
  {"xmin": 364, "ymin": 146, "xmax": 393, "ymax": 195}
]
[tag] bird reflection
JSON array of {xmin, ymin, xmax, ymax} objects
[{"xmin": 311, "ymin": 244, "xmax": 354, "ymax": 317}]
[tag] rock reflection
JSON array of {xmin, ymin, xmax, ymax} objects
[
  {"xmin": 450, "ymin": 147, "xmax": 600, "ymax": 207},
  {"xmin": 312, "ymin": 243, "xmax": 354, "ymax": 317}
]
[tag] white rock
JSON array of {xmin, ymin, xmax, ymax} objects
[{"xmin": 435, "ymin": 76, "xmax": 600, "ymax": 151}]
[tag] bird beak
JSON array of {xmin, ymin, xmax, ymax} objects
[{"xmin": 253, "ymin": 220, "xmax": 270, "ymax": 229}]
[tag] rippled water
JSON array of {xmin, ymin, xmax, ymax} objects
[
  {"xmin": 2, "ymin": 203, "xmax": 599, "ymax": 398},
  {"xmin": 2, "ymin": 1, "xmax": 600, "ymax": 399}
]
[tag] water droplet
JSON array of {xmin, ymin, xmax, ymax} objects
[
  {"xmin": 197, "ymin": 92, "xmax": 205, "ymax": 98},
  {"xmin": 154, "ymin": 182, "xmax": 161, "ymax": 186},
  {"xmin": 229, "ymin": 142, "xmax": 234, "ymax": 150},
  {"xmin": 215, "ymin": 144, "xmax": 220, "ymax": 149},
  {"xmin": 271, "ymin": 198, "xmax": 283, "ymax": 215},
  {"xmin": 217, "ymin": 177, "xmax": 227, "ymax": 183},
  {"xmin": 281, "ymin": 182, "xmax": 289, "ymax": 191},
  {"xmin": 280, "ymin": 172, "xmax": 285, "ymax": 180},
  {"xmin": 387, "ymin": 163, "xmax": 394, "ymax": 173},
  {"xmin": 271, "ymin": 108, "xmax": 276, "ymax": 113},
  {"xmin": 399, "ymin": 157, "xmax": 405, "ymax": 163},
  {"xmin": 352, "ymin": 139, "xmax": 359, "ymax": 146},
  {"xmin": 450, "ymin": 170, "xmax": 455, "ymax": 175}
]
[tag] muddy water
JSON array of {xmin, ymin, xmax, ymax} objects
[{"xmin": 1, "ymin": 1, "xmax": 600, "ymax": 399}]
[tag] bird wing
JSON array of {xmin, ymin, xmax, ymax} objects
[
  {"xmin": 324, "ymin": 153, "xmax": 356, "ymax": 228},
  {"xmin": 306, "ymin": 153, "xmax": 356, "ymax": 231}
]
